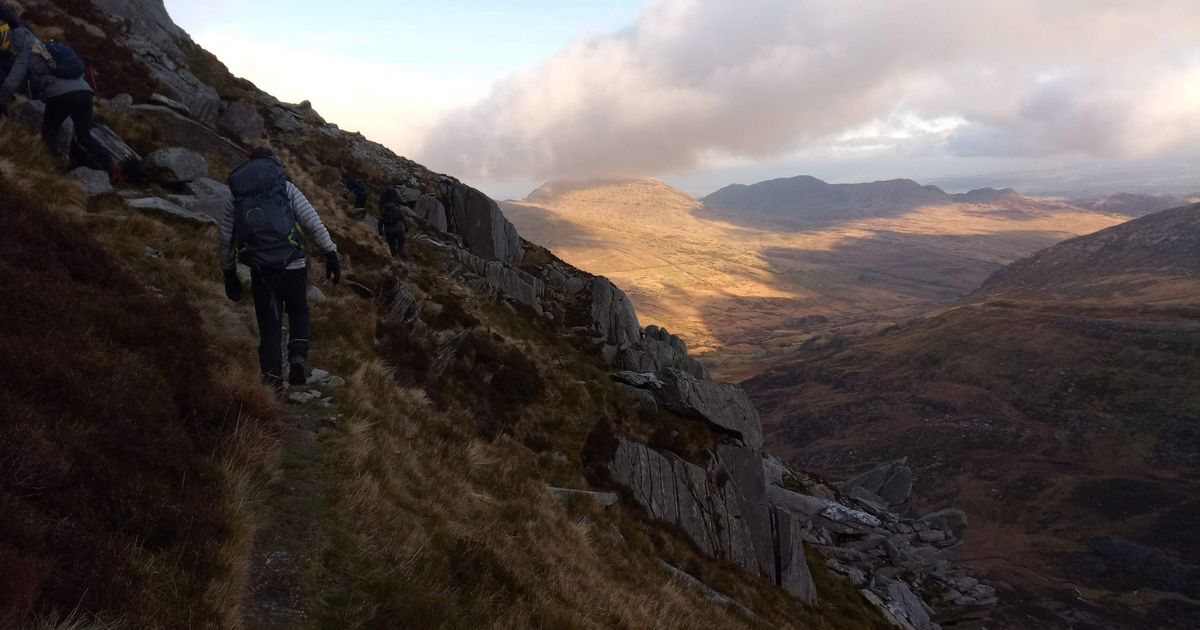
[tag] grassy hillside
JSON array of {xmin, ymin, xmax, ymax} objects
[
  {"xmin": 0, "ymin": 3, "xmax": 886, "ymax": 628},
  {"xmin": 747, "ymin": 205, "xmax": 1200, "ymax": 628}
]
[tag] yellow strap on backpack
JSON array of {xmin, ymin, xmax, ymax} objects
[{"xmin": 0, "ymin": 22, "xmax": 11, "ymax": 52}]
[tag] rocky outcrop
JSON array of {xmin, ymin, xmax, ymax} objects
[
  {"xmin": 842, "ymin": 459, "xmax": 915, "ymax": 513},
  {"xmin": 90, "ymin": 0, "xmax": 221, "ymax": 122},
  {"xmin": 144, "ymin": 147, "xmax": 208, "ymax": 184},
  {"xmin": 588, "ymin": 277, "xmax": 641, "ymax": 350},
  {"xmin": 765, "ymin": 466, "xmax": 997, "ymax": 628},
  {"xmin": 412, "ymin": 195, "xmax": 449, "ymax": 232},
  {"xmin": 69, "ymin": 168, "xmax": 113, "ymax": 197},
  {"xmin": 126, "ymin": 197, "xmax": 216, "ymax": 225},
  {"xmin": 619, "ymin": 325, "xmax": 710, "ymax": 381},
  {"xmin": 219, "ymin": 100, "xmax": 265, "ymax": 142},
  {"xmin": 656, "ymin": 369, "xmax": 763, "ymax": 449},
  {"xmin": 605, "ymin": 438, "xmax": 774, "ymax": 575},
  {"xmin": 445, "ymin": 183, "xmax": 522, "ymax": 264},
  {"xmin": 452, "ymin": 248, "xmax": 545, "ymax": 314}
]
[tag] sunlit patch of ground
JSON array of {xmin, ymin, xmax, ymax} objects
[{"xmin": 503, "ymin": 179, "xmax": 1126, "ymax": 378}]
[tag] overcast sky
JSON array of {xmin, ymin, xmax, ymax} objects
[{"xmin": 166, "ymin": 0, "xmax": 1200, "ymax": 199}]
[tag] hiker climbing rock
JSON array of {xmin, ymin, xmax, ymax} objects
[
  {"xmin": 378, "ymin": 186, "xmax": 408, "ymax": 259},
  {"xmin": 0, "ymin": 23, "xmax": 120, "ymax": 182},
  {"xmin": 219, "ymin": 149, "xmax": 340, "ymax": 391},
  {"xmin": 341, "ymin": 173, "xmax": 368, "ymax": 219}
]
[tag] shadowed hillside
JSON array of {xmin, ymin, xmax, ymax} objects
[
  {"xmin": 746, "ymin": 204, "xmax": 1200, "ymax": 628},
  {"xmin": 0, "ymin": 2, "xmax": 996, "ymax": 628}
]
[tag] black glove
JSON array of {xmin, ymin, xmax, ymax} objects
[
  {"xmin": 325, "ymin": 251, "xmax": 341, "ymax": 285},
  {"xmin": 223, "ymin": 269, "xmax": 242, "ymax": 302}
]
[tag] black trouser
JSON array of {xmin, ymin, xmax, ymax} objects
[
  {"xmin": 43, "ymin": 90, "xmax": 111, "ymax": 168},
  {"xmin": 250, "ymin": 266, "xmax": 310, "ymax": 385},
  {"xmin": 386, "ymin": 231, "xmax": 406, "ymax": 258}
]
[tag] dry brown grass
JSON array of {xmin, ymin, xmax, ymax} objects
[{"xmin": 325, "ymin": 360, "xmax": 758, "ymax": 629}]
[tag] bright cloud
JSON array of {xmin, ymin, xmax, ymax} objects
[{"xmin": 418, "ymin": 0, "xmax": 1200, "ymax": 181}]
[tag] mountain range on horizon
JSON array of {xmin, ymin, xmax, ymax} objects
[{"xmin": 503, "ymin": 175, "xmax": 1130, "ymax": 377}]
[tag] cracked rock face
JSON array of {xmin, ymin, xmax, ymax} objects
[
  {"xmin": 606, "ymin": 438, "xmax": 772, "ymax": 575},
  {"xmin": 445, "ymin": 183, "xmax": 522, "ymax": 264},
  {"xmin": 656, "ymin": 369, "xmax": 764, "ymax": 449},
  {"xmin": 588, "ymin": 277, "xmax": 642, "ymax": 350}
]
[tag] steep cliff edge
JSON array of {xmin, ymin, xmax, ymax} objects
[{"xmin": 1, "ymin": 1, "xmax": 991, "ymax": 627}]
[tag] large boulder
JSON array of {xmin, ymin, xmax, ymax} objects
[
  {"xmin": 605, "ymin": 438, "xmax": 772, "ymax": 576},
  {"xmin": 69, "ymin": 168, "xmax": 113, "ymax": 197},
  {"xmin": 144, "ymin": 147, "xmax": 208, "ymax": 184},
  {"xmin": 619, "ymin": 325, "xmax": 710, "ymax": 381},
  {"xmin": 655, "ymin": 369, "xmax": 763, "ymax": 449},
  {"xmin": 445, "ymin": 183, "xmax": 522, "ymax": 263},
  {"xmin": 127, "ymin": 197, "xmax": 216, "ymax": 225},
  {"xmin": 773, "ymin": 508, "xmax": 818, "ymax": 604},
  {"xmin": 588, "ymin": 277, "xmax": 641, "ymax": 350},
  {"xmin": 181, "ymin": 177, "xmax": 232, "ymax": 199},
  {"xmin": 219, "ymin": 100, "xmax": 265, "ymax": 141},
  {"xmin": 412, "ymin": 195, "xmax": 448, "ymax": 232},
  {"xmin": 842, "ymin": 460, "xmax": 914, "ymax": 509}
]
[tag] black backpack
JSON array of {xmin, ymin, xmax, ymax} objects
[
  {"xmin": 229, "ymin": 156, "xmax": 305, "ymax": 269},
  {"xmin": 380, "ymin": 201, "xmax": 406, "ymax": 233},
  {"xmin": 45, "ymin": 43, "xmax": 85, "ymax": 80}
]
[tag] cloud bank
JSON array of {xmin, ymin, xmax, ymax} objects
[{"xmin": 419, "ymin": 0, "xmax": 1200, "ymax": 181}]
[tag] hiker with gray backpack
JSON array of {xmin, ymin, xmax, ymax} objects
[
  {"xmin": 219, "ymin": 149, "xmax": 341, "ymax": 391},
  {"xmin": 0, "ymin": 21, "xmax": 120, "ymax": 182}
]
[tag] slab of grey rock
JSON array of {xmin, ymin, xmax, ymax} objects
[
  {"xmin": 762, "ymin": 454, "xmax": 787, "ymax": 487},
  {"xmin": 219, "ymin": 99, "xmax": 265, "ymax": 141},
  {"xmin": 145, "ymin": 147, "xmax": 209, "ymax": 184},
  {"xmin": 272, "ymin": 109, "xmax": 304, "ymax": 132},
  {"xmin": 127, "ymin": 197, "xmax": 216, "ymax": 225},
  {"xmin": 168, "ymin": 194, "xmax": 228, "ymax": 222},
  {"xmin": 589, "ymin": 277, "xmax": 641, "ymax": 349},
  {"xmin": 768, "ymin": 485, "xmax": 832, "ymax": 519},
  {"xmin": 612, "ymin": 371, "xmax": 664, "ymax": 389},
  {"xmin": 614, "ymin": 383, "xmax": 658, "ymax": 411},
  {"xmin": 606, "ymin": 438, "xmax": 772, "ymax": 576},
  {"xmin": 149, "ymin": 93, "xmax": 191, "ymax": 116},
  {"xmin": 444, "ymin": 182, "xmax": 522, "ymax": 263},
  {"xmin": 655, "ymin": 368, "xmax": 763, "ymax": 449},
  {"xmin": 546, "ymin": 486, "xmax": 618, "ymax": 508},
  {"xmin": 773, "ymin": 507, "xmax": 819, "ymax": 604},
  {"xmin": 413, "ymin": 195, "xmax": 448, "ymax": 232},
  {"xmin": 69, "ymin": 167, "xmax": 112, "ymax": 196},
  {"xmin": 182, "ymin": 177, "xmax": 232, "ymax": 199},
  {"xmin": 843, "ymin": 459, "xmax": 914, "ymax": 508}
]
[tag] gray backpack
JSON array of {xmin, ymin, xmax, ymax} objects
[{"xmin": 229, "ymin": 156, "xmax": 305, "ymax": 269}]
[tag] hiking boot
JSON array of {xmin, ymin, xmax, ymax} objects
[{"xmin": 288, "ymin": 361, "xmax": 306, "ymax": 386}]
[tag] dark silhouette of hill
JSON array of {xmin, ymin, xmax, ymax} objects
[
  {"xmin": 746, "ymin": 204, "xmax": 1200, "ymax": 628},
  {"xmin": 701, "ymin": 175, "xmax": 1051, "ymax": 228},
  {"xmin": 1072, "ymin": 192, "xmax": 1199, "ymax": 218}
]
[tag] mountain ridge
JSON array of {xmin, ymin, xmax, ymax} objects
[{"xmin": 746, "ymin": 203, "xmax": 1200, "ymax": 628}]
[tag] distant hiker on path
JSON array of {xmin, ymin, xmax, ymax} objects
[
  {"xmin": 378, "ymin": 186, "xmax": 408, "ymax": 259},
  {"xmin": 220, "ymin": 149, "xmax": 341, "ymax": 391},
  {"xmin": 342, "ymin": 173, "xmax": 368, "ymax": 219},
  {"xmin": 0, "ymin": 23, "xmax": 119, "ymax": 182}
]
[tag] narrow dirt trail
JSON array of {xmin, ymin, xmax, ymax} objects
[{"xmin": 242, "ymin": 407, "xmax": 342, "ymax": 629}]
